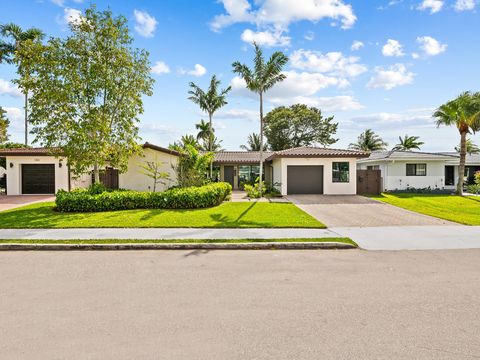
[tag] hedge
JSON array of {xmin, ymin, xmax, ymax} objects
[{"xmin": 55, "ymin": 182, "xmax": 232, "ymax": 212}]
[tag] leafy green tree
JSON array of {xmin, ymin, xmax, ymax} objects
[
  {"xmin": 139, "ymin": 159, "xmax": 170, "ymax": 192},
  {"xmin": 0, "ymin": 106, "xmax": 9, "ymax": 144},
  {"xmin": 455, "ymin": 138, "xmax": 480, "ymax": 155},
  {"xmin": 349, "ymin": 129, "xmax": 388, "ymax": 152},
  {"xmin": 434, "ymin": 91, "xmax": 480, "ymax": 195},
  {"xmin": 15, "ymin": 6, "xmax": 154, "ymax": 183},
  {"xmin": 0, "ymin": 23, "xmax": 45, "ymax": 145},
  {"xmin": 232, "ymin": 43, "xmax": 288, "ymax": 195},
  {"xmin": 174, "ymin": 145, "xmax": 214, "ymax": 187},
  {"xmin": 393, "ymin": 134, "xmax": 424, "ymax": 151},
  {"xmin": 195, "ymin": 119, "xmax": 213, "ymax": 143},
  {"xmin": 263, "ymin": 104, "xmax": 338, "ymax": 151},
  {"xmin": 188, "ymin": 75, "xmax": 231, "ymax": 177},
  {"xmin": 240, "ymin": 133, "xmax": 268, "ymax": 151}
]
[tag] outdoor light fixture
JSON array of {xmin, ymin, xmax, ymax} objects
[
  {"xmin": 59, "ymin": 161, "xmax": 63, "ymax": 168},
  {"xmin": 9, "ymin": 162, "xmax": 13, "ymax": 168}
]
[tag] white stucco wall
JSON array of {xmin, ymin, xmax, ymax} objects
[
  {"xmin": 273, "ymin": 157, "xmax": 358, "ymax": 195},
  {"xmin": 5, "ymin": 155, "xmax": 69, "ymax": 195},
  {"xmin": 119, "ymin": 148, "xmax": 178, "ymax": 191},
  {"xmin": 358, "ymin": 160, "xmax": 448, "ymax": 191}
]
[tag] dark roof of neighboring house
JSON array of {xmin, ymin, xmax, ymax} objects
[
  {"xmin": 143, "ymin": 142, "xmax": 180, "ymax": 156},
  {"xmin": 358, "ymin": 150, "xmax": 459, "ymax": 162},
  {"xmin": 265, "ymin": 146, "xmax": 369, "ymax": 160},
  {"xmin": 213, "ymin": 151, "xmax": 274, "ymax": 164},
  {"xmin": 0, "ymin": 143, "xmax": 180, "ymax": 157}
]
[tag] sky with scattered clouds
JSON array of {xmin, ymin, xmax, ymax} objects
[{"xmin": 0, "ymin": 0, "xmax": 479, "ymax": 151}]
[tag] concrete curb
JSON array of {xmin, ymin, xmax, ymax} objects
[{"xmin": 0, "ymin": 242, "xmax": 356, "ymax": 251}]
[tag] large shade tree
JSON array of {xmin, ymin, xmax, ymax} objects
[
  {"xmin": 240, "ymin": 133, "xmax": 268, "ymax": 151},
  {"xmin": 0, "ymin": 23, "xmax": 45, "ymax": 145},
  {"xmin": 188, "ymin": 75, "xmax": 231, "ymax": 177},
  {"xmin": 433, "ymin": 91, "xmax": 480, "ymax": 195},
  {"xmin": 349, "ymin": 129, "xmax": 388, "ymax": 152},
  {"xmin": 15, "ymin": 7, "xmax": 154, "ymax": 183},
  {"xmin": 0, "ymin": 106, "xmax": 9, "ymax": 144},
  {"xmin": 263, "ymin": 104, "xmax": 338, "ymax": 151},
  {"xmin": 232, "ymin": 43, "xmax": 288, "ymax": 195},
  {"xmin": 393, "ymin": 134, "xmax": 424, "ymax": 151}
]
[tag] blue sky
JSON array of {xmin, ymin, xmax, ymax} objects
[{"xmin": 1, "ymin": 0, "xmax": 479, "ymax": 151}]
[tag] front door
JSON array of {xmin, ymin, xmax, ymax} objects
[{"xmin": 224, "ymin": 166, "xmax": 235, "ymax": 188}]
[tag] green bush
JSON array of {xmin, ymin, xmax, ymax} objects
[
  {"xmin": 56, "ymin": 182, "xmax": 232, "ymax": 212},
  {"xmin": 467, "ymin": 184, "xmax": 480, "ymax": 195}
]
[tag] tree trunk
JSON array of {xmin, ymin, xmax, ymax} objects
[
  {"xmin": 24, "ymin": 91, "xmax": 28, "ymax": 146},
  {"xmin": 456, "ymin": 131, "xmax": 467, "ymax": 196},
  {"xmin": 209, "ymin": 113, "xmax": 213, "ymax": 179},
  {"xmin": 93, "ymin": 162, "xmax": 100, "ymax": 184},
  {"xmin": 258, "ymin": 92, "xmax": 264, "ymax": 197}
]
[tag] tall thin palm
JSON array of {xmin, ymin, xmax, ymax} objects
[
  {"xmin": 195, "ymin": 119, "xmax": 213, "ymax": 143},
  {"xmin": 393, "ymin": 135, "xmax": 424, "ymax": 151},
  {"xmin": 0, "ymin": 23, "xmax": 44, "ymax": 145},
  {"xmin": 455, "ymin": 139, "xmax": 480, "ymax": 155},
  {"xmin": 232, "ymin": 42, "xmax": 288, "ymax": 195},
  {"xmin": 349, "ymin": 129, "xmax": 388, "ymax": 152},
  {"xmin": 434, "ymin": 91, "xmax": 480, "ymax": 195},
  {"xmin": 188, "ymin": 75, "xmax": 231, "ymax": 178},
  {"xmin": 240, "ymin": 133, "xmax": 268, "ymax": 151}
]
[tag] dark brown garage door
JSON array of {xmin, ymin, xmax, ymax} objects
[
  {"xmin": 22, "ymin": 164, "xmax": 55, "ymax": 194},
  {"xmin": 287, "ymin": 165, "xmax": 323, "ymax": 194}
]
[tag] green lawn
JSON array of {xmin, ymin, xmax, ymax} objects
[
  {"xmin": 371, "ymin": 193, "xmax": 480, "ymax": 225},
  {"xmin": 0, "ymin": 201, "xmax": 325, "ymax": 228},
  {"xmin": 0, "ymin": 238, "xmax": 355, "ymax": 245}
]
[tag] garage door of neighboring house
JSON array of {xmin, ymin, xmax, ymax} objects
[
  {"xmin": 357, "ymin": 169, "xmax": 381, "ymax": 195},
  {"xmin": 287, "ymin": 165, "xmax": 323, "ymax": 194},
  {"xmin": 22, "ymin": 164, "xmax": 55, "ymax": 194}
]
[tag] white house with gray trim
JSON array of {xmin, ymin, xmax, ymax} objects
[{"xmin": 357, "ymin": 150, "xmax": 480, "ymax": 192}]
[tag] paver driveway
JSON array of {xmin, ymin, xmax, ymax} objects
[
  {"xmin": 287, "ymin": 195, "xmax": 455, "ymax": 227},
  {"xmin": 0, "ymin": 195, "xmax": 55, "ymax": 212}
]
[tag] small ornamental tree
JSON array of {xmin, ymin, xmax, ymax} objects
[
  {"xmin": 15, "ymin": 6, "xmax": 154, "ymax": 182},
  {"xmin": 139, "ymin": 160, "xmax": 170, "ymax": 192}
]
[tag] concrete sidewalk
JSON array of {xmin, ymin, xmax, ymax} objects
[{"xmin": 332, "ymin": 225, "xmax": 480, "ymax": 250}]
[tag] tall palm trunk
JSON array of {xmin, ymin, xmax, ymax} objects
[
  {"xmin": 258, "ymin": 91, "xmax": 264, "ymax": 196},
  {"xmin": 24, "ymin": 91, "xmax": 28, "ymax": 146},
  {"xmin": 208, "ymin": 112, "xmax": 213, "ymax": 179},
  {"xmin": 457, "ymin": 131, "xmax": 467, "ymax": 195}
]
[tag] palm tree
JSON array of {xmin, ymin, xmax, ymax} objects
[
  {"xmin": 240, "ymin": 133, "xmax": 268, "ymax": 151},
  {"xmin": 232, "ymin": 43, "xmax": 288, "ymax": 195},
  {"xmin": 349, "ymin": 129, "xmax": 388, "ymax": 152},
  {"xmin": 188, "ymin": 75, "xmax": 231, "ymax": 178},
  {"xmin": 195, "ymin": 119, "xmax": 213, "ymax": 143},
  {"xmin": 169, "ymin": 134, "xmax": 201, "ymax": 152},
  {"xmin": 0, "ymin": 23, "xmax": 44, "ymax": 146},
  {"xmin": 434, "ymin": 91, "xmax": 480, "ymax": 195},
  {"xmin": 455, "ymin": 138, "xmax": 480, "ymax": 155},
  {"xmin": 393, "ymin": 134, "xmax": 424, "ymax": 151}
]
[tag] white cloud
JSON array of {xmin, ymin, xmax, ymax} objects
[
  {"xmin": 351, "ymin": 40, "xmax": 364, "ymax": 51},
  {"xmin": 455, "ymin": 0, "xmax": 476, "ymax": 10},
  {"xmin": 0, "ymin": 79, "xmax": 22, "ymax": 98},
  {"xmin": 64, "ymin": 8, "xmax": 82, "ymax": 25},
  {"xmin": 151, "ymin": 61, "xmax": 170, "ymax": 75},
  {"xmin": 305, "ymin": 31, "xmax": 315, "ymax": 41},
  {"xmin": 270, "ymin": 95, "xmax": 363, "ymax": 111},
  {"xmin": 290, "ymin": 49, "xmax": 367, "ymax": 78},
  {"xmin": 382, "ymin": 39, "xmax": 404, "ymax": 57},
  {"xmin": 51, "ymin": 0, "xmax": 65, "ymax": 6},
  {"xmin": 3, "ymin": 107, "xmax": 24, "ymax": 133},
  {"xmin": 210, "ymin": 0, "xmax": 357, "ymax": 31},
  {"xmin": 217, "ymin": 108, "xmax": 259, "ymax": 122},
  {"xmin": 416, "ymin": 36, "xmax": 447, "ymax": 56},
  {"xmin": 241, "ymin": 28, "xmax": 291, "ymax": 47},
  {"xmin": 367, "ymin": 64, "xmax": 414, "ymax": 90},
  {"xmin": 417, "ymin": 0, "xmax": 444, "ymax": 13},
  {"xmin": 133, "ymin": 10, "xmax": 158, "ymax": 38},
  {"xmin": 182, "ymin": 64, "xmax": 207, "ymax": 77}
]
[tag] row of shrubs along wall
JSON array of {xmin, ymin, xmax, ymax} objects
[{"xmin": 55, "ymin": 182, "xmax": 232, "ymax": 212}]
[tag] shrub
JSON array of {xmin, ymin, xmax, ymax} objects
[
  {"xmin": 244, "ymin": 178, "xmax": 281, "ymax": 198},
  {"xmin": 56, "ymin": 182, "xmax": 232, "ymax": 212},
  {"xmin": 466, "ymin": 184, "xmax": 480, "ymax": 195}
]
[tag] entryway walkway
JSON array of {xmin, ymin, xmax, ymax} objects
[{"xmin": 0, "ymin": 195, "xmax": 55, "ymax": 212}]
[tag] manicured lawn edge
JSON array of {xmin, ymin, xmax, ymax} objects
[{"xmin": 0, "ymin": 238, "xmax": 357, "ymax": 250}]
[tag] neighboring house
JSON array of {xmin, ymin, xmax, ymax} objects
[
  {"xmin": 357, "ymin": 150, "xmax": 480, "ymax": 191},
  {"xmin": 0, "ymin": 143, "xmax": 178, "ymax": 195},
  {"xmin": 215, "ymin": 147, "xmax": 369, "ymax": 195}
]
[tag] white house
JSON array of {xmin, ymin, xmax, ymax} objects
[
  {"xmin": 357, "ymin": 150, "xmax": 480, "ymax": 192},
  {"xmin": 0, "ymin": 144, "xmax": 368, "ymax": 196}
]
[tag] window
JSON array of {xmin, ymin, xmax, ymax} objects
[
  {"xmin": 406, "ymin": 163, "xmax": 427, "ymax": 176},
  {"xmin": 367, "ymin": 165, "xmax": 380, "ymax": 170},
  {"xmin": 332, "ymin": 162, "xmax": 349, "ymax": 183},
  {"xmin": 238, "ymin": 165, "xmax": 261, "ymax": 186}
]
